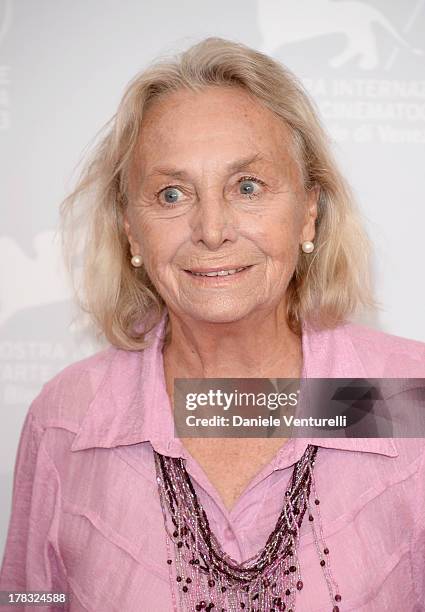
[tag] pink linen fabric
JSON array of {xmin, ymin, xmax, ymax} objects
[{"xmin": 1, "ymin": 310, "xmax": 425, "ymax": 611}]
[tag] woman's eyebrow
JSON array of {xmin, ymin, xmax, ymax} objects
[{"xmin": 146, "ymin": 153, "xmax": 268, "ymax": 179}]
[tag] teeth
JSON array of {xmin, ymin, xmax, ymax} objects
[{"xmin": 191, "ymin": 267, "xmax": 246, "ymax": 277}]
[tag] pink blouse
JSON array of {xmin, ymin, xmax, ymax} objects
[{"xmin": 1, "ymin": 310, "xmax": 425, "ymax": 611}]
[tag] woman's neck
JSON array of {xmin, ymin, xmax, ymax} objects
[{"xmin": 162, "ymin": 304, "xmax": 303, "ymax": 380}]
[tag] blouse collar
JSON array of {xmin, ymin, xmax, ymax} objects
[{"xmin": 71, "ymin": 308, "xmax": 398, "ymax": 459}]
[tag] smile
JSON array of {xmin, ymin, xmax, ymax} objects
[
  {"xmin": 189, "ymin": 267, "xmax": 246, "ymax": 277},
  {"xmin": 183, "ymin": 265, "xmax": 253, "ymax": 279}
]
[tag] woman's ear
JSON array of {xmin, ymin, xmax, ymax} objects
[
  {"xmin": 123, "ymin": 209, "xmax": 142, "ymax": 256},
  {"xmin": 301, "ymin": 184, "xmax": 320, "ymax": 243}
]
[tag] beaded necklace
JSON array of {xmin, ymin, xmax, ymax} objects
[{"xmin": 154, "ymin": 444, "xmax": 342, "ymax": 612}]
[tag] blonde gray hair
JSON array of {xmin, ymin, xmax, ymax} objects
[{"xmin": 60, "ymin": 37, "xmax": 375, "ymax": 350}]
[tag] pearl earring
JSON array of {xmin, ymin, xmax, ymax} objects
[
  {"xmin": 131, "ymin": 254, "xmax": 143, "ymax": 267},
  {"xmin": 301, "ymin": 241, "xmax": 314, "ymax": 254}
]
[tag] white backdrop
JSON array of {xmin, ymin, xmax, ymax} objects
[{"xmin": 1, "ymin": 0, "xmax": 424, "ymax": 558}]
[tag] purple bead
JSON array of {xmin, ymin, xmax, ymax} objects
[
  {"xmin": 335, "ymin": 594, "xmax": 341, "ymax": 602},
  {"xmin": 314, "ymin": 499, "xmax": 320, "ymax": 505},
  {"xmin": 176, "ymin": 576, "xmax": 182, "ymax": 582},
  {"xmin": 289, "ymin": 565, "xmax": 296, "ymax": 572},
  {"xmin": 296, "ymin": 580, "xmax": 303, "ymax": 590},
  {"xmin": 285, "ymin": 589, "xmax": 291, "ymax": 596},
  {"xmin": 166, "ymin": 559, "xmax": 172, "ymax": 564},
  {"xmin": 320, "ymin": 560, "xmax": 325, "ymax": 566},
  {"xmin": 333, "ymin": 607, "xmax": 339, "ymax": 612},
  {"xmin": 308, "ymin": 515, "xmax": 314, "ymax": 521},
  {"xmin": 208, "ymin": 579, "xmax": 215, "ymax": 587},
  {"xmin": 177, "ymin": 541, "xmax": 183, "ymax": 548},
  {"xmin": 186, "ymin": 577, "xmax": 192, "ymax": 583},
  {"xmin": 221, "ymin": 586, "xmax": 226, "ymax": 593},
  {"xmin": 324, "ymin": 547, "xmax": 329, "ymax": 554},
  {"xmin": 182, "ymin": 586, "xmax": 188, "ymax": 593}
]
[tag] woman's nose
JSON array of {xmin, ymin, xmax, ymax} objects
[{"xmin": 190, "ymin": 193, "xmax": 238, "ymax": 250}]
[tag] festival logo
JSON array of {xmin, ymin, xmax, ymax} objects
[
  {"xmin": 258, "ymin": 0, "xmax": 423, "ymax": 70},
  {"xmin": 258, "ymin": 0, "xmax": 425, "ymax": 144},
  {"xmin": 0, "ymin": 230, "xmax": 100, "ymax": 407},
  {"xmin": 0, "ymin": 231, "xmax": 70, "ymax": 326}
]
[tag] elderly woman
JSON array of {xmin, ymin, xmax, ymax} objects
[{"xmin": 1, "ymin": 37, "xmax": 424, "ymax": 612}]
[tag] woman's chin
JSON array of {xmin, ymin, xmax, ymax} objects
[{"xmin": 178, "ymin": 303, "xmax": 256, "ymax": 325}]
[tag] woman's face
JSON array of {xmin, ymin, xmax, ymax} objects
[{"xmin": 124, "ymin": 86, "xmax": 318, "ymax": 324}]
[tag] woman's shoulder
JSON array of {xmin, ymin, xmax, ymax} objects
[
  {"xmin": 340, "ymin": 321, "xmax": 425, "ymax": 376},
  {"xmin": 304, "ymin": 319, "xmax": 425, "ymax": 377},
  {"xmin": 342, "ymin": 321, "xmax": 425, "ymax": 355},
  {"xmin": 28, "ymin": 345, "xmax": 124, "ymax": 431}
]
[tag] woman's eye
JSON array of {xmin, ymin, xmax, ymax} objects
[
  {"xmin": 158, "ymin": 186, "xmax": 183, "ymax": 206},
  {"xmin": 238, "ymin": 177, "xmax": 264, "ymax": 198}
]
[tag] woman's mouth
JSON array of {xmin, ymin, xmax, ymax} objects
[{"xmin": 183, "ymin": 265, "xmax": 253, "ymax": 279}]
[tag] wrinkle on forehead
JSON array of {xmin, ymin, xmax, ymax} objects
[{"xmin": 127, "ymin": 86, "xmax": 304, "ymax": 203}]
